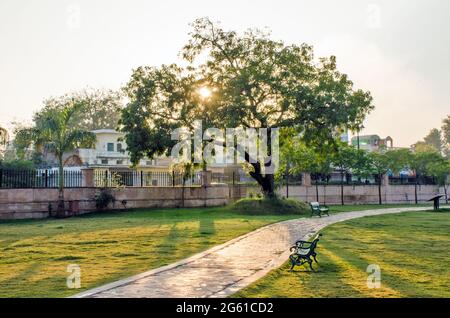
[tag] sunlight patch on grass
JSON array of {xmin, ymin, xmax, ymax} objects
[{"xmin": 235, "ymin": 211, "xmax": 450, "ymax": 298}]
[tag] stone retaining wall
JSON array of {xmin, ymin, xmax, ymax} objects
[
  {"xmin": 0, "ymin": 183, "xmax": 448, "ymax": 220},
  {"xmin": 277, "ymin": 184, "xmax": 448, "ymax": 205},
  {"xmin": 0, "ymin": 185, "xmax": 237, "ymax": 220}
]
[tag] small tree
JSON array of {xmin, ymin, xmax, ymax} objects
[
  {"xmin": 362, "ymin": 149, "xmax": 412, "ymax": 205},
  {"xmin": 427, "ymin": 157, "xmax": 450, "ymax": 204},
  {"xmin": 15, "ymin": 101, "xmax": 96, "ymax": 217},
  {"xmin": 282, "ymin": 135, "xmax": 332, "ymax": 203},
  {"xmin": 330, "ymin": 143, "xmax": 361, "ymax": 205},
  {"xmin": 0, "ymin": 126, "xmax": 8, "ymax": 145},
  {"xmin": 442, "ymin": 115, "xmax": 450, "ymax": 158},
  {"xmin": 171, "ymin": 161, "xmax": 199, "ymax": 207},
  {"xmin": 409, "ymin": 150, "xmax": 443, "ymax": 204},
  {"xmin": 364, "ymin": 152, "xmax": 389, "ymax": 205},
  {"xmin": 0, "ymin": 126, "xmax": 8, "ymax": 161}
]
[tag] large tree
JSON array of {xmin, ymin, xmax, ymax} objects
[
  {"xmin": 120, "ymin": 18, "xmax": 374, "ymax": 196},
  {"xmin": 37, "ymin": 88, "xmax": 123, "ymax": 131},
  {"xmin": 15, "ymin": 101, "xmax": 96, "ymax": 217}
]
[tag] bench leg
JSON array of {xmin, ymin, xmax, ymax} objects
[
  {"xmin": 289, "ymin": 255, "xmax": 298, "ymax": 270},
  {"xmin": 313, "ymin": 254, "xmax": 318, "ymax": 264},
  {"xmin": 308, "ymin": 259, "xmax": 314, "ymax": 271}
]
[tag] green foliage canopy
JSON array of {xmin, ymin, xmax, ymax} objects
[{"xmin": 120, "ymin": 18, "xmax": 374, "ymax": 195}]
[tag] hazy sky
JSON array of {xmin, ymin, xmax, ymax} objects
[{"xmin": 0, "ymin": 0, "xmax": 449, "ymax": 147}]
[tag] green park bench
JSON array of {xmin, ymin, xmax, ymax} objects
[
  {"xmin": 310, "ymin": 202, "xmax": 329, "ymax": 217},
  {"xmin": 289, "ymin": 234, "xmax": 322, "ymax": 271}
]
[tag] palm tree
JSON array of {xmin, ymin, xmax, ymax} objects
[{"xmin": 17, "ymin": 101, "xmax": 96, "ymax": 217}]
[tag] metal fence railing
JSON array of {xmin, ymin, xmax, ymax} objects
[
  {"xmin": 0, "ymin": 168, "xmax": 206, "ymax": 189},
  {"xmin": 0, "ymin": 169, "xmax": 83, "ymax": 189},
  {"xmin": 389, "ymin": 176, "xmax": 437, "ymax": 185},
  {"xmin": 93, "ymin": 170, "xmax": 203, "ymax": 188},
  {"xmin": 0, "ymin": 168, "xmax": 439, "ymax": 189},
  {"xmin": 211, "ymin": 171, "xmax": 257, "ymax": 185}
]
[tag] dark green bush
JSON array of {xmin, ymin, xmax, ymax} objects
[
  {"xmin": 95, "ymin": 188, "xmax": 116, "ymax": 210},
  {"xmin": 231, "ymin": 197, "xmax": 309, "ymax": 215}
]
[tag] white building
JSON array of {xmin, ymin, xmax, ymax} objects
[{"xmin": 64, "ymin": 129, "xmax": 172, "ymax": 170}]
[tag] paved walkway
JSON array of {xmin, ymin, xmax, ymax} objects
[{"xmin": 72, "ymin": 206, "xmax": 438, "ymax": 298}]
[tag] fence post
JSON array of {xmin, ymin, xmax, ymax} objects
[
  {"xmin": 140, "ymin": 170, "xmax": 144, "ymax": 187},
  {"xmin": 172, "ymin": 171, "xmax": 175, "ymax": 187},
  {"xmin": 302, "ymin": 173, "xmax": 312, "ymax": 186},
  {"xmin": 382, "ymin": 174, "xmax": 390, "ymax": 186},
  {"xmin": 0, "ymin": 169, "xmax": 2, "ymax": 188},
  {"xmin": 202, "ymin": 170, "xmax": 212, "ymax": 187},
  {"xmin": 81, "ymin": 168, "xmax": 94, "ymax": 187},
  {"xmin": 45, "ymin": 169, "xmax": 48, "ymax": 188}
]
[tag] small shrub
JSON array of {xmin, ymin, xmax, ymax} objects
[
  {"xmin": 231, "ymin": 197, "xmax": 309, "ymax": 215},
  {"xmin": 95, "ymin": 188, "xmax": 116, "ymax": 211}
]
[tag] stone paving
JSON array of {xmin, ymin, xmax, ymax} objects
[{"xmin": 72, "ymin": 206, "xmax": 437, "ymax": 298}]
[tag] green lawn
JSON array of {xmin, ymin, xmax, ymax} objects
[
  {"xmin": 0, "ymin": 207, "xmax": 300, "ymax": 297},
  {"xmin": 0, "ymin": 203, "xmax": 433, "ymax": 298},
  {"xmin": 234, "ymin": 210, "xmax": 450, "ymax": 298},
  {"xmin": 327, "ymin": 203, "xmax": 429, "ymax": 213}
]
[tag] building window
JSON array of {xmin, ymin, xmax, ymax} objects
[
  {"xmin": 107, "ymin": 143, "xmax": 114, "ymax": 152},
  {"xmin": 146, "ymin": 160, "xmax": 153, "ymax": 166},
  {"xmin": 117, "ymin": 143, "xmax": 123, "ymax": 152},
  {"xmin": 116, "ymin": 159, "xmax": 123, "ymax": 165},
  {"xmin": 101, "ymin": 159, "xmax": 108, "ymax": 165}
]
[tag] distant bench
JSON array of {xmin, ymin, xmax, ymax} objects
[{"xmin": 310, "ymin": 202, "xmax": 329, "ymax": 217}]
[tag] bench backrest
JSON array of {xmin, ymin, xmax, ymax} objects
[{"xmin": 310, "ymin": 202, "xmax": 320, "ymax": 210}]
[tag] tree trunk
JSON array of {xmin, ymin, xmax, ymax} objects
[
  {"xmin": 444, "ymin": 183, "xmax": 448, "ymax": 204},
  {"xmin": 248, "ymin": 159, "xmax": 276, "ymax": 198},
  {"xmin": 259, "ymin": 174, "xmax": 276, "ymax": 197},
  {"xmin": 285, "ymin": 165, "xmax": 289, "ymax": 198},
  {"xmin": 56, "ymin": 155, "xmax": 65, "ymax": 218},
  {"xmin": 340, "ymin": 171, "xmax": 344, "ymax": 206},
  {"xmin": 315, "ymin": 182, "xmax": 319, "ymax": 202},
  {"xmin": 414, "ymin": 182, "xmax": 418, "ymax": 205},
  {"xmin": 378, "ymin": 173, "xmax": 382, "ymax": 205}
]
